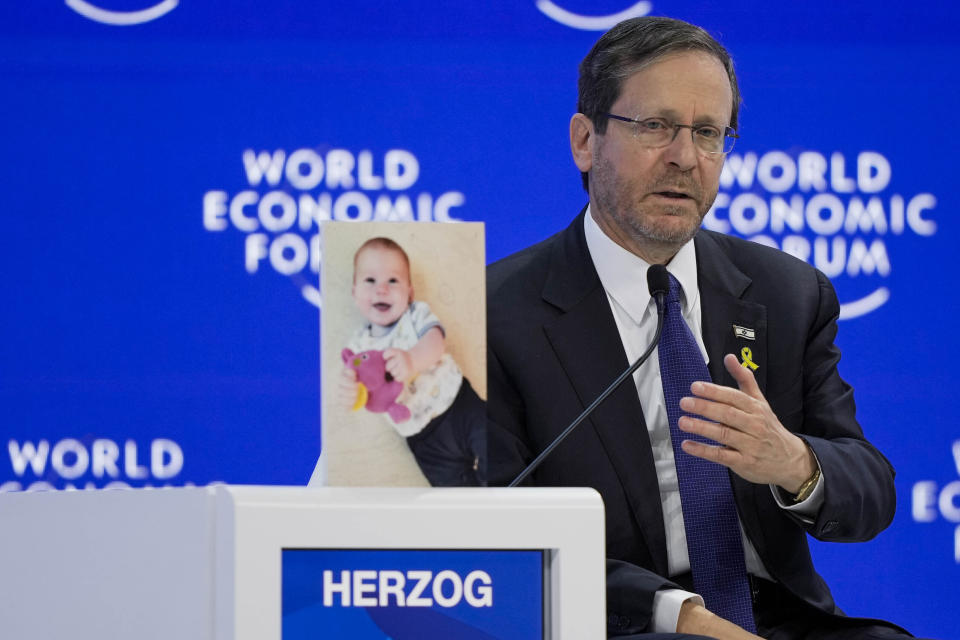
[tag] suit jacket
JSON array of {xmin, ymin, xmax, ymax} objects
[{"xmin": 487, "ymin": 210, "xmax": 896, "ymax": 635}]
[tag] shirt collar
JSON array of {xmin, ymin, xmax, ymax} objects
[{"xmin": 583, "ymin": 204, "xmax": 700, "ymax": 324}]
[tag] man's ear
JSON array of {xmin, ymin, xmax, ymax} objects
[{"xmin": 570, "ymin": 113, "xmax": 595, "ymax": 173}]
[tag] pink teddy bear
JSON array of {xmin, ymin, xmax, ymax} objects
[{"xmin": 341, "ymin": 348, "xmax": 411, "ymax": 424}]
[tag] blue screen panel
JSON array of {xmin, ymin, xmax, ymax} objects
[{"xmin": 282, "ymin": 549, "xmax": 544, "ymax": 640}]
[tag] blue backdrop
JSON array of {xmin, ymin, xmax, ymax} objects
[{"xmin": 1, "ymin": 2, "xmax": 957, "ymax": 637}]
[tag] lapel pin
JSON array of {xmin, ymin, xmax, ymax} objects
[
  {"xmin": 733, "ymin": 325, "xmax": 755, "ymax": 340},
  {"xmin": 740, "ymin": 347, "xmax": 759, "ymax": 371}
]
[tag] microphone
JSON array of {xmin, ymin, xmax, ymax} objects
[
  {"xmin": 646, "ymin": 262, "xmax": 670, "ymax": 316},
  {"xmin": 509, "ymin": 264, "xmax": 671, "ymax": 487}
]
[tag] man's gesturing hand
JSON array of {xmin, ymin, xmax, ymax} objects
[{"xmin": 676, "ymin": 354, "xmax": 816, "ymax": 493}]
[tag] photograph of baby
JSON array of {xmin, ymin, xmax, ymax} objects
[{"xmin": 317, "ymin": 222, "xmax": 486, "ymax": 487}]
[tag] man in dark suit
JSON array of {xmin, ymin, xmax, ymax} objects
[{"xmin": 487, "ymin": 16, "xmax": 914, "ymax": 640}]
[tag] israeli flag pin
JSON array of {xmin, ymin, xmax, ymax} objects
[{"xmin": 733, "ymin": 325, "xmax": 755, "ymax": 340}]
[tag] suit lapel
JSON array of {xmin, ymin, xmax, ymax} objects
[
  {"xmin": 694, "ymin": 231, "xmax": 767, "ymax": 395},
  {"xmin": 541, "ymin": 211, "xmax": 670, "ymax": 577},
  {"xmin": 694, "ymin": 231, "xmax": 770, "ymax": 551}
]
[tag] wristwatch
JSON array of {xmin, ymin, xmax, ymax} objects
[{"xmin": 792, "ymin": 464, "xmax": 821, "ymax": 503}]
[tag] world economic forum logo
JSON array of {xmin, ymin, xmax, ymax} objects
[
  {"xmin": 535, "ymin": 1, "xmax": 651, "ymax": 30},
  {"xmin": 911, "ymin": 441, "xmax": 960, "ymax": 564},
  {"xmin": 704, "ymin": 149, "xmax": 937, "ymax": 320},
  {"xmin": 65, "ymin": 0, "xmax": 178, "ymax": 26},
  {"xmin": 202, "ymin": 146, "xmax": 468, "ymax": 309}
]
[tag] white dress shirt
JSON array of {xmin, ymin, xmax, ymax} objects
[{"xmin": 583, "ymin": 208, "xmax": 823, "ymax": 632}]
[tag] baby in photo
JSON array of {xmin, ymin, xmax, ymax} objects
[{"xmin": 340, "ymin": 237, "xmax": 486, "ymax": 486}]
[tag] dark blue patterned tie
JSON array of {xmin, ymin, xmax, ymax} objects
[{"xmin": 658, "ymin": 273, "xmax": 756, "ymax": 632}]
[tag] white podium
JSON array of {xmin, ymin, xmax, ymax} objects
[{"xmin": 0, "ymin": 485, "xmax": 604, "ymax": 639}]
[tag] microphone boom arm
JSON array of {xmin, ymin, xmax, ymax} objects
[{"xmin": 508, "ymin": 293, "xmax": 665, "ymax": 487}]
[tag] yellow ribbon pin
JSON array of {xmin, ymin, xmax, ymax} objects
[{"xmin": 740, "ymin": 347, "xmax": 759, "ymax": 371}]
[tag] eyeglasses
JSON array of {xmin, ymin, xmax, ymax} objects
[{"xmin": 604, "ymin": 113, "xmax": 738, "ymax": 155}]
